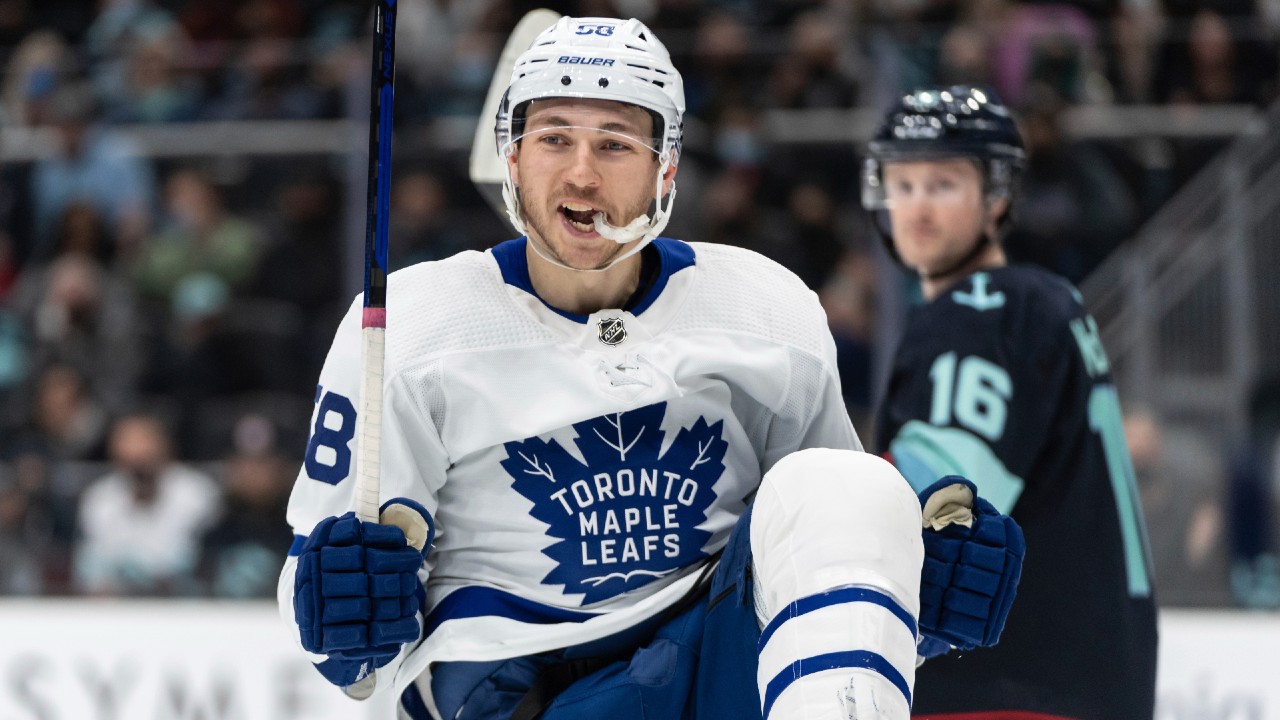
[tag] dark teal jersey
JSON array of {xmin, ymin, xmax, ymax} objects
[{"xmin": 876, "ymin": 266, "xmax": 1158, "ymax": 719}]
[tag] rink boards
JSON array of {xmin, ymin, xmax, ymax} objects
[{"xmin": 0, "ymin": 602, "xmax": 1272, "ymax": 719}]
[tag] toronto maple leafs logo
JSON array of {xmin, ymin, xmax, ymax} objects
[{"xmin": 501, "ymin": 402, "xmax": 726, "ymax": 605}]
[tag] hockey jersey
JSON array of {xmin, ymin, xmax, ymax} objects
[
  {"xmin": 278, "ymin": 237, "xmax": 859, "ymax": 705},
  {"xmin": 876, "ymin": 266, "xmax": 1158, "ymax": 719}
]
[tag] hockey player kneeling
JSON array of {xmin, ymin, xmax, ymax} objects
[{"xmin": 277, "ymin": 16, "xmax": 1023, "ymax": 720}]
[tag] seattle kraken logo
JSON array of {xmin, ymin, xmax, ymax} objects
[
  {"xmin": 952, "ymin": 273, "xmax": 1006, "ymax": 311},
  {"xmin": 502, "ymin": 402, "xmax": 726, "ymax": 605}
]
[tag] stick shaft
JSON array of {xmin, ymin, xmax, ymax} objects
[{"xmin": 355, "ymin": 0, "xmax": 396, "ymax": 522}]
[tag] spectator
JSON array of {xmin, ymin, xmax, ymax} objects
[
  {"xmin": 141, "ymin": 272, "xmax": 270, "ymax": 457},
  {"xmin": 1226, "ymin": 376, "xmax": 1280, "ymax": 609},
  {"xmin": 1154, "ymin": 8, "xmax": 1279, "ymax": 187},
  {"xmin": 392, "ymin": 0, "xmax": 501, "ymax": 119},
  {"xmin": 205, "ymin": 36, "xmax": 329, "ymax": 120},
  {"xmin": 990, "ymin": 2, "xmax": 1107, "ymax": 106},
  {"xmin": 73, "ymin": 413, "xmax": 222, "ymax": 596},
  {"xmin": 9, "ymin": 251, "xmax": 142, "ymax": 411},
  {"xmin": 101, "ymin": 13, "xmax": 201, "ymax": 124},
  {"xmin": 0, "ymin": 29, "xmax": 74, "ymax": 127},
  {"xmin": 199, "ymin": 413, "xmax": 292, "ymax": 598},
  {"xmin": 1155, "ymin": 7, "xmax": 1278, "ymax": 106},
  {"xmin": 766, "ymin": 9, "xmax": 861, "ymax": 109},
  {"xmin": 181, "ymin": 0, "xmax": 305, "ymax": 44},
  {"xmin": 1003, "ymin": 85, "xmax": 1139, "ymax": 282},
  {"xmin": 1106, "ymin": 1, "xmax": 1164, "ymax": 103},
  {"xmin": 0, "ymin": 310, "xmax": 25, "ymax": 417},
  {"xmin": 249, "ymin": 169, "xmax": 347, "ymax": 375},
  {"xmin": 0, "ymin": 0, "xmax": 35, "ymax": 48},
  {"xmin": 1, "ymin": 161, "xmax": 34, "ymax": 281},
  {"xmin": 936, "ymin": 21, "xmax": 995, "ymax": 88},
  {"xmin": 389, "ymin": 170, "xmax": 477, "ymax": 268},
  {"xmin": 29, "ymin": 84, "xmax": 156, "ymax": 262},
  {"xmin": 683, "ymin": 11, "xmax": 757, "ymax": 122},
  {"xmin": 4, "ymin": 450, "xmax": 78, "ymax": 593},
  {"xmin": 11, "ymin": 363, "xmax": 110, "ymax": 462},
  {"xmin": 0, "ymin": 469, "xmax": 42, "ymax": 595},
  {"xmin": 133, "ymin": 168, "xmax": 266, "ymax": 301},
  {"xmin": 1126, "ymin": 408, "xmax": 1231, "ymax": 606}
]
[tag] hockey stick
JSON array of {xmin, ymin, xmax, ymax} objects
[
  {"xmin": 468, "ymin": 8, "xmax": 562, "ymax": 218},
  {"xmin": 354, "ymin": 0, "xmax": 397, "ymax": 523}
]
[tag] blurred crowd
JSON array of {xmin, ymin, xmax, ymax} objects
[{"xmin": 0, "ymin": 0, "xmax": 1278, "ymax": 605}]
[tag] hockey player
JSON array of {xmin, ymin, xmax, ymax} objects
[
  {"xmin": 279, "ymin": 21, "xmax": 1023, "ymax": 720},
  {"xmin": 866, "ymin": 85, "xmax": 1158, "ymax": 719}
]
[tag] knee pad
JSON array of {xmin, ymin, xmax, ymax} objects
[{"xmin": 750, "ymin": 449, "xmax": 923, "ymax": 719}]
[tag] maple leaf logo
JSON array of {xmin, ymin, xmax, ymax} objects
[{"xmin": 501, "ymin": 402, "xmax": 726, "ymax": 605}]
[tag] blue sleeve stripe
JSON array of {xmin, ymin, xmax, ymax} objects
[
  {"xmin": 761, "ymin": 650, "xmax": 910, "ymax": 720},
  {"xmin": 422, "ymin": 586, "xmax": 600, "ymax": 639},
  {"xmin": 756, "ymin": 585, "xmax": 917, "ymax": 654},
  {"xmin": 288, "ymin": 535, "xmax": 307, "ymax": 557}
]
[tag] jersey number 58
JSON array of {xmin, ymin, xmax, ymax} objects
[{"xmin": 305, "ymin": 385, "xmax": 357, "ymax": 485}]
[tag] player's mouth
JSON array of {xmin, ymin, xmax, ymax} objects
[
  {"xmin": 560, "ymin": 201, "xmax": 603, "ymax": 235},
  {"xmin": 909, "ymin": 224, "xmax": 941, "ymax": 241}
]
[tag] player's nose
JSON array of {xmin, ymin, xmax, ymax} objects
[{"xmin": 563, "ymin": 143, "xmax": 602, "ymax": 188}]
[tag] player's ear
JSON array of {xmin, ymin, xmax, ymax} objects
[
  {"xmin": 985, "ymin": 195, "xmax": 1010, "ymax": 235},
  {"xmin": 661, "ymin": 159, "xmax": 678, "ymax": 196},
  {"xmin": 987, "ymin": 195, "xmax": 1009, "ymax": 221},
  {"xmin": 506, "ymin": 145, "xmax": 520, "ymax": 187}
]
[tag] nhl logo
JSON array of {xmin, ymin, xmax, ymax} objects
[{"xmin": 598, "ymin": 317, "xmax": 627, "ymax": 346}]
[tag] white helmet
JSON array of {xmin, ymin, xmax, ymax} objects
[{"xmin": 495, "ymin": 17, "xmax": 686, "ymax": 250}]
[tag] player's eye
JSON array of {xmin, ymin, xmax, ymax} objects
[{"xmin": 536, "ymin": 132, "xmax": 568, "ymax": 147}]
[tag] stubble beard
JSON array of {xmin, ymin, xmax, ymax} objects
[{"xmin": 519, "ymin": 185, "xmax": 653, "ymax": 272}]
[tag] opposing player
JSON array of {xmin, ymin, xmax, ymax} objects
[
  {"xmin": 278, "ymin": 23, "xmax": 1023, "ymax": 719},
  {"xmin": 865, "ymin": 86, "xmax": 1158, "ymax": 718}
]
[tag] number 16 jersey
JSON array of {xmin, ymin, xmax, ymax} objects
[{"xmin": 875, "ymin": 265, "xmax": 1158, "ymax": 719}]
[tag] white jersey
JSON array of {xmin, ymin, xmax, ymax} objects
[{"xmin": 278, "ymin": 237, "xmax": 860, "ymax": 697}]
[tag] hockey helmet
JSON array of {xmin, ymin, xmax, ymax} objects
[
  {"xmin": 862, "ymin": 85, "xmax": 1025, "ymax": 212},
  {"xmin": 495, "ymin": 17, "xmax": 686, "ymax": 244}
]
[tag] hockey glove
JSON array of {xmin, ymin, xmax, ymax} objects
[
  {"xmin": 916, "ymin": 476, "xmax": 1024, "ymax": 659},
  {"xmin": 293, "ymin": 498, "xmax": 433, "ymax": 689}
]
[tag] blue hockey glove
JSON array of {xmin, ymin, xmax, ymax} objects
[
  {"xmin": 293, "ymin": 498, "xmax": 433, "ymax": 688},
  {"xmin": 916, "ymin": 476, "xmax": 1024, "ymax": 659}
]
